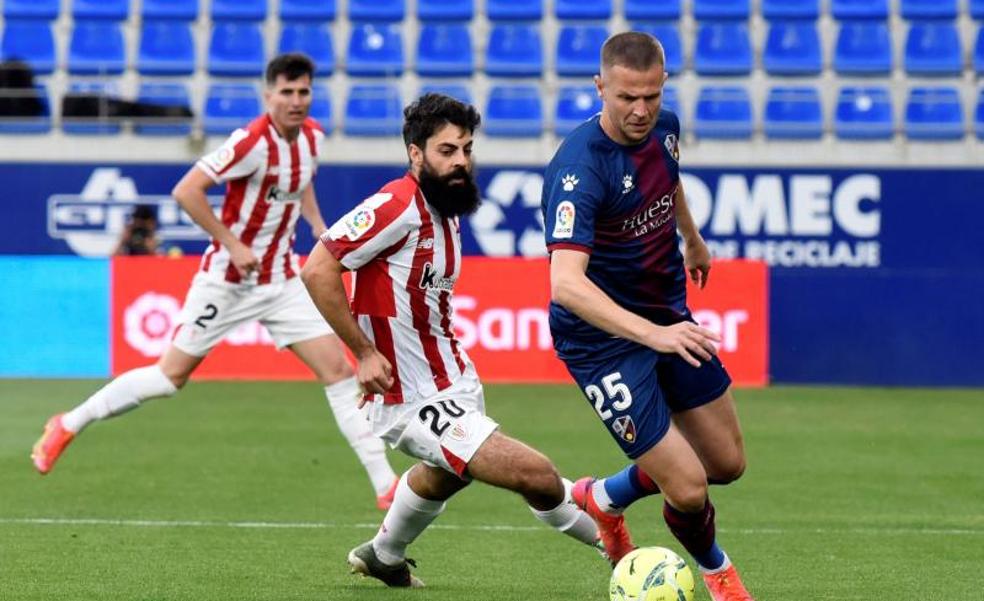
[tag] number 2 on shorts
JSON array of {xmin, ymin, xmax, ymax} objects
[{"xmin": 584, "ymin": 372, "xmax": 632, "ymax": 421}]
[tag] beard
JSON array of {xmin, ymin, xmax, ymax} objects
[{"xmin": 418, "ymin": 162, "xmax": 481, "ymax": 218}]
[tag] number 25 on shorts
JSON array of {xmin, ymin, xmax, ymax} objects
[{"xmin": 585, "ymin": 372, "xmax": 633, "ymax": 421}]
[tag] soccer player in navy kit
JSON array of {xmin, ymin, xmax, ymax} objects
[{"xmin": 542, "ymin": 33, "xmax": 754, "ymax": 601}]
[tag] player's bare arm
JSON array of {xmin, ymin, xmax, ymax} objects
[
  {"xmin": 301, "ymin": 243, "xmax": 393, "ymax": 398},
  {"xmin": 550, "ymin": 248, "xmax": 719, "ymax": 367},
  {"xmin": 674, "ymin": 181, "xmax": 711, "ymax": 290},
  {"xmin": 172, "ymin": 166, "xmax": 259, "ymax": 277},
  {"xmin": 299, "ymin": 183, "xmax": 328, "ymax": 238}
]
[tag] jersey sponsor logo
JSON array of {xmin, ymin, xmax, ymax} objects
[
  {"xmin": 202, "ymin": 146, "xmax": 235, "ymax": 173},
  {"xmin": 664, "ymin": 133, "xmax": 679, "ymax": 161},
  {"xmin": 561, "ymin": 173, "xmax": 579, "ymax": 192},
  {"xmin": 622, "ymin": 193, "xmax": 675, "ymax": 237},
  {"xmin": 266, "ymin": 186, "xmax": 303, "ymax": 203},
  {"xmin": 552, "ymin": 200, "xmax": 576, "ymax": 239},
  {"xmin": 612, "ymin": 415, "xmax": 637, "ymax": 443},
  {"xmin": 469, "ymin": 170, "xmax": 546, "ymax": 257},
  {"xmin": 47, "ymin": 168, "xmax": 222, "ymax": 257},
  {"xmin": 622, "ymin": 174, "xmax": 635, "ymax": 194},
  {"xmin": 419, "ymin": 262, "xmax": 455, "ymax": 291}
]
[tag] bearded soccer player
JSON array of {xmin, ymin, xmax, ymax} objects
[
  {"xmin": 301, "ymin": 93, "xmax": 621, "ymax": 587},
  {"xmin": 31, "ymin": 53, "xmax": 399, "ymax": 510},
  {"xmin": 542, "ymin": 33, "xmax": 755, "ymax": 601}
]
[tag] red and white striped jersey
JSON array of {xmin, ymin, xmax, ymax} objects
[
  {"xmin": 195, "ymin": 113, "xmax": 324, "ymax": 285},
  {"xmin": 321, "ymin": 173, "xmax": 473, "ymax": 406}
]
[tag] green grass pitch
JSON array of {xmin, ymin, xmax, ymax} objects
[{"xmin": 2, "ymin": 380, "xmax": 982, "ymax": 600}]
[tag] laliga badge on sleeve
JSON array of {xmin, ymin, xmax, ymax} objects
[{"xmin": 553, "ymin": 200, "xmax": 576, "ymax": 239}]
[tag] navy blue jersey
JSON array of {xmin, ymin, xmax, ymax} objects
[{"xmin": 542, "ymin": 111, "xmax": 688, "ymax": 361}]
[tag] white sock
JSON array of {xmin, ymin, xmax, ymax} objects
[
  {"xmin": 592, "ymin": 478, "xmax": 623, "ymax": 515},
  {"xmin": 530, "ymin": 478, "xmax": 601, "ymax": 546},
  {"xmin": 325, "ymin": 378, "xmax": 396, "ymax": 496},
  {"xmin": 61, "ymin": 365, "xmax": 178, "ymax": 434},
  {"xmin": 372, "ymin": 472, "xmax": 446, "ymax": 565}
]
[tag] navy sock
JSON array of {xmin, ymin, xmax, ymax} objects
[
  {"xmin": 602, "ymin": 464, "xmax": 661, "ymax": 509},
  {"xmin": 662, "ymin": 499, "xmax": 726, "ymax": 571}
]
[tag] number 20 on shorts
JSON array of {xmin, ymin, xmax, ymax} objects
[{"xmin": 584, "ymin": 372, "xmax": 632, "ymax": 421}]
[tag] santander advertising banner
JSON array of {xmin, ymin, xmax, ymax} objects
[{"xmin": 112, "ymin": 257, "xmax": 767, "ymax": 386}]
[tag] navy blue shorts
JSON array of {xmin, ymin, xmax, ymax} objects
[{"xmin": 563, "ymin": 345, "xmax": 731, "ymax": 459}]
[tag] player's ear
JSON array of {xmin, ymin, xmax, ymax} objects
[
  {"xmin": 408, "ymin": 143, "xmax": 424, "ymax": 168},
  {"xmin": 593, "ymin": 74, "xmax": 604, "ymax": 99}
]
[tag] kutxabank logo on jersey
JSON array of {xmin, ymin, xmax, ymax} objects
[
  {"xmin": 469, "ymin": 170, "xmax": 547, "ymax": 257},
  {"xmin": 47, "ymin": 168, "xmax": 222, "ymax": 257}
]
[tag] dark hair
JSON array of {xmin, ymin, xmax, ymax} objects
[
  {"xmin": 265, "ymin": 53, "xmax": 315, "ymax": 86},
  {"xmin": 601, "ymin": 31, "xmax": 665, "ymax": 71},
  {"xmin": 402, "ymin": 93, "xmax": 481, "ymax": 150},
  {"xmin": 131, "ymin": 204, "xmax": 157, "ymax": 222}
]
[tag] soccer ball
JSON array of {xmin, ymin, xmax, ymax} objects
[{"xmin": 609, "ymin": 547, "xmax": 695, "ymax": 601}]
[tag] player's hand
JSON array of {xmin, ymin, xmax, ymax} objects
[
  {"xmin": 646, "ymin": 322, "xmax": 720, "ymax": 368},
  {"xmin": 684, "ymin": 236, "xmax": 711, "ymax": 289},
  {"xmin": 229, "ymin": 242, "xmax": 260, "ymax": 278},
  {"xmin": 355, "ymin": 349, "xmax": 394, "ymax": 404}
]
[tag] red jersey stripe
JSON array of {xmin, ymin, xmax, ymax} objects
[
  {"xmin": 369, "ymin": 315, "xmax": 404, "ymax": 405},
  {"xmin": 258, "ymin": 203, "xmax": 294, "ymax": 285},
  {"xmin": 288, "ymin": 139, "xmax": 301, "ymax": 193},
  {"xmin": 225, "ymin": 127, "xmax": 280, "ymax": 283},
  {"xmin": 438, "ymin": 217, "xmax": 465, "ymax": 372},
  {"xmin": 440, "ymin": 446, "xmax": 468, "ymax": 477},
  {"xmin": 407, "ymin": 193, "xmax": 451, "ymax": 391}
]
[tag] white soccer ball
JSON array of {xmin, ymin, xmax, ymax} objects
[{"xmin": 609, "ymin": 547, "xmax": 695, "ymax": 601}]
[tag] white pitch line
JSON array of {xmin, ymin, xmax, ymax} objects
[{"xmin": 0, "ymin": 517, "xmax": 982, "ymax": 536}]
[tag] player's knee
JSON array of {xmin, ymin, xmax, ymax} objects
[
  {"xmin": 708, "ymin": 454, "xmax": 746, "ymax": 485},
  {"xmin": 666, "ymin": 482, "xmax": 708, "ymax": 513}
]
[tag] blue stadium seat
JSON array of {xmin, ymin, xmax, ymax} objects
[
  {"xmin": 344, "ymin": 84, "xmax": 403, "ymax": 136},
  {"xmin": 212, "ymin": 0, "xmax": 266, "ymax": 21},
  {"xmin": 135, "ymin": 82, "xmax": 192, "ymax": 136},
  {"xmin": 209, "ymin": 22, "xmax": 265, "ymax": 77},
  {"xmin": 693, "ymin": 0, "xmax": 750, "ymax": 20},
  {"xmin": 762, "ymin": 0, "xmax": 819, "ymax": 19},
  {"xmin": 309, "ymin": 86, "xmax": 333, "ymax": 133},
  {"xmin": 556, "ymin": 0, "xmax": 612, "ymax": 20},
  {"xmin": 556, "ymin": 25, "xmax": 608, "ymax": 77},
  {"xmin": 486, "ymin": 25, "xmax": 543, "ymax": 77},
  {"xmin": 3, "ymin": 0, "xmax": 59, "ymax": 20},
  {"xmin": 763, "ymin": 86, "xmax": 823, "ymax": 139},
  {"xmin": 831, "ymin": 0, "xmax": 888, "ymax": 20},
  {"xmin": 834, "ymin": 87, "xmax": 894, "ymax": 140},
  {"xmin": 204, "ymin": 83, "xmax": 261, "ymax": 136},
  {"xmin": 694, "ymin": 22, "xmax": 752, "ymax": 76},
  {"xmin": 976, "ymin": 89, "xmax": 984, "ymax": 139},
  {"xmin": 662, "ymin": 85, "xmax": 680, "ymax": 116},
  {"xmin": 485, "ymin": 86, "xmax": 542, "ymax": 137},
  {"xmin": 901, "ymin": 0, "xmax": 957, "ymax": 20},
  {"xmin": 905, "ymin": 87, "xmax": 963, "ymax": 140},
  {"xmin": 419, "ymin": 0, "xmax": 473, "ymax": 21},
  {"xmin": 68, "ymin": 21, "xmax": 126, "ymax": 75},
  {"xmin": 976, "ymin": 27, "xmax": 984, "ymax": 74},
  {"xmin": 764, "ymin": 21, "xmax": 822, "ymax": 75},
  {"xmin": 138, "ymin": 21, "xmax": 195, "ymax": 76},
  {"xmin": 280, "ymin": 0, "xmax": 336, "ymax": 21},
  {"xmin": 1, "ymin": 21, "xmax": 56, "ymax": 75},
  {"xmin": 347, "ymin": 23, "xmax": 403, "ymax": 77},
  {"xmin": 0, "ymin": 84, "xmax": 51, "ymax": 134},
  {"xmin": 73, "ymin": 0, "xmax": 128, "ymax": 20},
  {"xmin": 63, "ymin": 80, "xmax": 123, "ymax": 135},
  {"xmin": 279, "ymin": 22, "xmax": 334, "ymax": 76},
  {"xmin": 905, "ymin": 22, "xmax": 962, "ymax": 76},
  {"xmin": 142, "ymin": 0, "xmax": 199, "ymax": 21},
  {"xmin": 631, "ymin": 23, "xmax": 682, "ymax": 75},
  {"xmin": 834, "ymin": 21, "xmax": 892, "ymax": 74},
  {"xmin": 694, "ymin": 86, "xmax": 753, "ymax": 139},
  {"xmin": 555, "ymin": 86, "xmax": 601, "ymax": 136},
  {"xmin": 625, "ymin": 0, "xmax": 681, "ymax": 20},
  {"xmin": 349, "ymin": 0, "xmax": 404, "ymax": 22},
  {"xmin": 973, "ymin": 0, "xmax": 984, "ymax": 20},
  {"xmin": 417, "ymin": 24, "xmax": 473, "ymax": 77},
  {"xmin": 419, "ymin": 84, "xmax": 473, "ymax": 105},
  {"xmin": 487, "ymin": 0, "xmax": 543, "ymax": 21}
]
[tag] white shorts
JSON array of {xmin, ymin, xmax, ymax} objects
[
  {"xmin": 368, "ymin": 366, "xmax": 499, "ymax": 478},
  {"xmin": 172, "ymin": 273, "xmax": 332, "ymax": 357}
]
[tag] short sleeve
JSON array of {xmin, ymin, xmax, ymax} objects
[
  {"xmin": 542, "ymin": 165, "xmax": 607, "ymax": 254},
  {"xmin": 196, "ymin": 129, "xmax": 265, "ymax": 184},
  {"xmin": 321, "ymin": 191, "xmax": 414, "ymax": 270}
]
